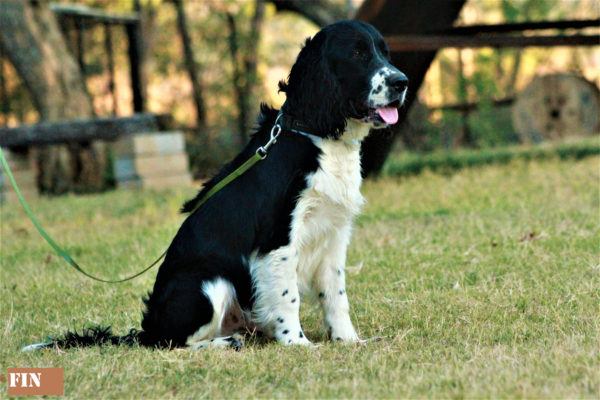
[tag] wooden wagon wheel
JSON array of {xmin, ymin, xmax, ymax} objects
[{"xmin": 511, "ymin": 74, "xmax": 599, "ymax": 143}]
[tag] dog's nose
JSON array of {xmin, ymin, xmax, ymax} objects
[{"xmin": 388, "ymin": 73, "xmax": 408, "ymax": 91}]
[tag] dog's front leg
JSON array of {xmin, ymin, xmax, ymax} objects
[
  {"xmin": 313, "ymin": 237, "xmax": 360, "ymax": 343},
  {"xmin": 249, "ymin": 247, "xmax": 312, "ymax": 345}
]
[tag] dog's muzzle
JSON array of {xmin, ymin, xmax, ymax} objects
[{"xmin": 365, "ymin": 68, "xmax": 409, "ymax": 126}]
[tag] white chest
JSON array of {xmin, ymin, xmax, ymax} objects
[
  {"xmin": 305, "ymin": 139, "xmax": 365, "ymax": 218},
  {"xmin": 291, "ymin": 121, "xmax": 369, "ymax": 239},
  {"xmin": 289, "ymin": 137, "xmax": 365, "ymax": 288}
]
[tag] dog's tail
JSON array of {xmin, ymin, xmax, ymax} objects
[{"xmin": 21, "ymin": 326, "xmax": 149, "ymax": 352}]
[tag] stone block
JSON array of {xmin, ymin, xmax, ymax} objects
[
  {"xmin": 1, "ymin": 150, "xmax": 31, "ymax": 171},
  {"xmin": 113, "ymin": 132, "xmax": 186, "ymax": 157},
  {"xmin": 114, "ymin": 151, "xmax": 190, "ymax": 181},
  {"xmin": 0, "ymin": 149, "xmax": 38, "ymax": 203},
  {"xmin": 117, "ymin": 173, "xmax": 192, "ymax": 190},
  {"xmin": 0, "ymin": 188, "xmax": 38, "ymax": 204},
  {"xmin": 112, "ymin": 131, "xmax": 193, "ymax": 190}
]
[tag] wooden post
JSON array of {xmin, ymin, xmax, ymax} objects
[
  {"xmin": 126, "ymin": 22, "xmax": 144, "ymax": 113},
  {"xmin": 0, "ymin": 56, "xmax": 7, "ymax": 127},
  {"xmin": 457, "ymin": 49, "xmax": 473, "ymax": 146},
  {"xmin": 75, "ymin": 17, "xmax": 86, "ymax": 78},
  {"xmin": 104, "ymin": 22, "xmax": 117, "ymax": 116}
]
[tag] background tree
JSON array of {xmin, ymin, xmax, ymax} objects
[
  {"xmin": 227, "ymin": 0, "xmax": 266, "ymax": 144},
  {"xmin": 170, "ymin": 0, "xmax": 206, "ymax": 131},
  {"xmin": 0, "ymin": 0, "xmax": 105, "ymax": 193},
  {"xmin": 271, "ymin": 0, "xmax": 349, "ymax": 26},
  {"xmin": 411, "ymin": 0, "xmax": 598, "ymax": 151},
  {"xmin": 2, "ymin": 0, "xmax": 595, "ymax": 184}
]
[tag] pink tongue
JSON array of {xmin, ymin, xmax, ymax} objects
[{"xmin": 377, "ymin": 107, "xmax": 398, "ymax": 124}]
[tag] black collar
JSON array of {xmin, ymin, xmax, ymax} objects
[{"xmin": 278, "ymin": 114, "xmax": 320, "ymax": 137}]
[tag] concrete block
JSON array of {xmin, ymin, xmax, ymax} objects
[
  {"xmin": 0, "ymin": 187, "xmax": 38, "ymax": 204},
  {"xmin": 113, "ymin": 158, "xmax": 137, "ymax": 181},
  {"xmin": 0, "ymin": 169, "xmax": 37, "ymax": 190},
  {"xmin": 114, "ymin": 151, "xmax": 190, "ymax": 181},
  {"xmin": 1, "ymin": 150, "xmax": 31, "ymax": 171},
  {"xmin": 117, "ymin": 172, "xmax": 193, "ymax": 190},
  {"xmin": 0, "ymin": 149, "xmax": 38, "ymax": 203},
  {"xmin": 112, "ymin": 131, "xmax": 193, "ymax": 190},
  {"xmin": 113, "ymin": 131, "xmax": 186, "ymax": 157}
]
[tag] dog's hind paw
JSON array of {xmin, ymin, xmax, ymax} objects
[{"xmin": 187, "ymin": 334, "xmax": 244, "ymax": 352}]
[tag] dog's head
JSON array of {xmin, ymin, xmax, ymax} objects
[{"xmin": 279, "ymin": 20, "xmax": 407, "ymax": 140}]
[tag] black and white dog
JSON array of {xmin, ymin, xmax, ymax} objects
[{"xmin": 24, "ymin": 20, "xmax": 407, "ymax": 351}]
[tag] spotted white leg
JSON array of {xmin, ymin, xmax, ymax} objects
[
  {"xmin": 313, "ymin": 233, "xmax": 359, "ymax": 343},
  {"xmin": 249, "ymin": 247, "xmax": 312, "ymax": 345}
]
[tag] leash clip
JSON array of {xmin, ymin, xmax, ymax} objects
[
  {"xmin": 256, "ymin": 147, "xmax": 268, "ymax": 159},
  {"xmin": 256, "ymin": 113, "xmax": 283, "ymax": 160}
]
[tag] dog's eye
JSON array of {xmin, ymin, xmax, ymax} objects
[{"xmin": 352, "ymin": 51, "xmax": 362, "ymax": 59}]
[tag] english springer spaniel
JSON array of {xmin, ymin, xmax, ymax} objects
[{"xmin": 24, "ymin": 20, "xmax": 407, "ymax": 351}]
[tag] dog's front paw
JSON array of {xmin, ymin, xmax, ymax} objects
[
  {"xmin": 288, "ymin": 336, "xmax": 313, "ymax": 346},
  {"xmin": 329, "ymin": 320, "xmax": 360, "ymax": 343},
  {"xmin": 331, "ymin": 331, "xmax": 360, "ymax": 344},
  {"xmin": 275, "ymin": 329, "xmax": 312, "ymax": 346}
]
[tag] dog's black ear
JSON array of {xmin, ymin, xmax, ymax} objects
[{"xmin": 280, "ymin": 34, "xmax": 346, "ymax": 139}]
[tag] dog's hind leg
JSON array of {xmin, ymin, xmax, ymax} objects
[
  {"xmin": 187, "ymin": 333, "xmax": 245, "ymax": 350},
  {"xmin": 249, "ymin": 247, "xmax": 312, "ymax": 345},
  {"xmin": 186, "ymin": 278, "xmax": 247, "ymax": 351}
]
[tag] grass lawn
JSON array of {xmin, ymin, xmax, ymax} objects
[
  {"xmin": 1, "ymin": 155, "xmax": 598, "ymax": 398},
  {"xmin": 384, "ymin": 136, "xmax": 600, "ymax": 178}
]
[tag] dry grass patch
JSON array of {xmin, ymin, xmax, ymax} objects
[{"xmin": 1, "ymin": 156, "xmax": 598, "ymax": 398}]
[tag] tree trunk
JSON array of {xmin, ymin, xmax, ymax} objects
[
  {"xmin": 172, "ymin": 0, "xmax": 206, "ymax": 129},
  {"xmin": 505, "ymin": 50, "xmax": 522, "ymax": 97},
  {"xmin": 138, "ymin": 1, "xmax": 158, "ymax": 115},
  {"xmin": 227, "ymin": 0, "xmax": 266, "ymax": 146},
  {"xmin": 243, "ymin": 0, "xmax": 265, "ymax": 137},
  {"xmin": 0, "ymin": 0, "xmax": 105, "ymax": 193},
  {"xmin": 226, "ymin": 13, "xmax": 246, "ymax": 144},
  {"xmin": 0, "ymin": 56, "xmax": 7, "ymax": 127},
  {"xmin": 358, "ymin": 0, "xmax": 467, "ymax": 177},
  {"xmin": 456, "ymin": 49, "xmax": 473, "ymax": 147}
]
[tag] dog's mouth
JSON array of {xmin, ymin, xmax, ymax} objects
[{"xmin": 357, "ymin": 99, "xmax": 401, "ymax": 126}]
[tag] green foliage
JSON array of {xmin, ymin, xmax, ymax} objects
[
  {"xmin": 385, "ymin": 136, "xmax": 600, "ymax": 177},
  {"xmin": 467, "ymin": 104, "xmax": 520, "ymax": 147},
  {"xmin": 421, "ymin": 0, "xmax": 595, "ymax": 150},
  {"xmin": 500, "ymin": 0, "xmax": 521, "ymax": 22},
  {"xmin": 1, "ymin": 156, "xmax": 598, "ymax": 398}
]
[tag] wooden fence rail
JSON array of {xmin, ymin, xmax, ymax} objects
[{"xmin": 0, "ymin": 114, "xmax": 172, "ymax": 148}]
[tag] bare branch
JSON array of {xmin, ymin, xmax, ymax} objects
[{"xmin": 270, "ymin": 0, "xmax": 349, "ymax": 27}]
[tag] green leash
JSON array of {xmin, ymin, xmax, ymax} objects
[{"xmin": 0, "ymin": 118, "xmax": 282, "ymax": 283}]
